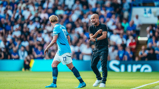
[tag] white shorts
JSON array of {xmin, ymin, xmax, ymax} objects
[{"xmin": 53, "ymin": 53, "xmax": 72, "ymax": 65}]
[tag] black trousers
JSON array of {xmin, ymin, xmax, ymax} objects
[{"xmin": 91, "ymin": 49, "xmax": 108, "ymax": 83}]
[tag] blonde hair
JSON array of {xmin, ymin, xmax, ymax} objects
[{"xmin": 49, "ymin": 15, "xmax": 59, "ymax": 23}]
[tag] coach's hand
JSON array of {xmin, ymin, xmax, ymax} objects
[
  {"xmin": 97, "ymin": 29, "xmax": 102, "ymax": 34},
  {"xmin": 90, "ymin": 37, "xmax": 95, "ymax": 42},
  {"xmin": 44, "ymin": 48, "xmax": 49, "ymax": 55}
]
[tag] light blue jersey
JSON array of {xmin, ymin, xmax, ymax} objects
[{"xmin": 53, "ymin": 24, "xmax": 71, "ymax": 56}]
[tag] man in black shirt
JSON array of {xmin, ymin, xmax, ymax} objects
[{"xmin": 88, "ymin": 14, "xmax": 108, "ymax": 87}]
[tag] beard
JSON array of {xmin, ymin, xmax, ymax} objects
[
  {"xmin": 94, "ymin": 22, "xmax": 98, "ymax": 25},
  {"xmin": 92, "ymin": 22, "xmax": 97, "ymax": 25}
]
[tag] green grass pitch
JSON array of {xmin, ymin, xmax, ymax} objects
[{"xmin": 0, "ymin": 71, "xmax": 159, "ymax": 89}]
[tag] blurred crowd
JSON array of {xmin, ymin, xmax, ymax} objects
[
  {"xmin": 0, "ymin": 0, "xmax": 157, "ymax": 64},
  {"xmin": 137, "ymin": 20, "xmax": 159, "ymax": 61}
]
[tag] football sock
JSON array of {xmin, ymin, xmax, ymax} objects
[
  {"xmin": 71, "ymin": 67, "xmax": 84, "ymax": 83},
  {"xmin": 52, "ymin": 67, "xmax": 58, "ymax": 84}
]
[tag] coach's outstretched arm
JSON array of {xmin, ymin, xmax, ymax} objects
[
  {"xmin": 44, "ymin": 35, "xmax": 58, "ymax": 55},
  {"xmin": 90, "ymin": 31, "xmax": 107, "ymax": 42},
  {"xmin": 89, "ymin": 29, "xmax": 102, "ymax": 41},
  {"xmin": 96, "ymin": 31, "xmax": 107, "ymax": 41},
  {"xmin": 89, "ymin": 29, "xmax": 102, "ymax": 39}
]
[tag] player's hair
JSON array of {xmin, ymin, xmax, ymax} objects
[{"xmin": 49, "ymin": 15, "xmax": 59, "ymax": 23}]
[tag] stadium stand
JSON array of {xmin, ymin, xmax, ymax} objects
[{"xmin": 0, "ymin": 0, "xmax": 158, "ymax": 62}]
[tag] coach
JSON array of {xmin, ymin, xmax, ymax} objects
[{"xmin": 89, "ymin": 14, "xmax": 108, "ymax": 87}]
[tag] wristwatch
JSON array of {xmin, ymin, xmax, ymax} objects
[{"xmin": 95, "ymin": 38, "xmax": 97, "ymax": 41}]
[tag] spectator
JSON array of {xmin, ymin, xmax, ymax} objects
[
  {"xmin": 18, "ymin": 46, "xmax": 28, "ymax": 60},
  {"xmin": 22, "ymin": 7, "xmax": 31, "ymax": 20},
  {"xmin": 147, "ymin": 43, "xmax": 154, "ymax": 52},
  {"xmin": 5, "ymin": 22, "xmax": 12, "ymax": 32},
  {"xmin": 148, "ymin": 36, "xmax": 157, "ymax": 47},
  {"xmin": 139, "ymin": 46, "xmax": 148, "ymax": 61},
  {"xmin": 18, "ymin": 0, "xmax": 26, "ymax": 10},
  {"xmin": 27, "ymin": 20, "xmax": 36, "ymax": 32},
  {"xmin": 111, "ymin": 0, "xmax": 121, "ymax": 16},
  {"xmin": 72, "ymin": 0, "xmax": 82, "ymax": 10},
  {"xmin": 21, "ymin": 37, "xmax": 29, "ymax": 47},
  {"xmin": 65, "ymin": 0, "xmax": 74, "ymax": 9},
  {"xmin": 116, "ymin": 34, "xmax": 126, "ymax": 46},
  {"xmin": 122, "ymin": 19, "xmax": 129, "ymax": 33},
  {"xmin": 155, "ymin": 44, "xmax": 159, "ymax": 60},
  {"xmin": 122, "ymin": 0, "xmax": 130, "ymax": 19},
  {"xmin": 117, "ymin": 45, "xmax": 125, "ymax": 61},
  {"xmin": 128, "ymin": 36, "xmax": 136, "ymax": 53},
  {"xmin": 55, "ymin": 5, "xmax": 64, "ymax": 15},
  {"xmin": 11, "ymin": 48, "xmax": 19, "ymax": 60},
  {"xmin": 40, "ymin": 10, "xmax": 48, "ymax": 20},
  {"xmin": 124, "ymin": 47, "xmax": 133, "ymax": 61},
  {"xmin": 107, "ymin": 18, "xmax": 116, "ymax": 30},
  {"xmin": 75, "ymin": 24, "xmax": 83, "ymax": 36},
  {"xmin": 0, "ymin": 4, "xmax": 5, "ymax": 16},
  {"xmin": 133, "ymin": 15, "xmax": 142, "ymax": 36},
  {"xmin": 146, "ymin": 25, "xmax": 155, "ymax": 38},
  {"xmin": 1, "ymin": 0, "xmax": 8, "ymax": 7},
  {"xmin": 43, "ymin": 0, "xmax": 53, "ymax": 9},
  {"xmin": 108, "ymin": 46, "xmax": 118, "ymax": 60},
  {"xmin": 34, "ymin": 44, "xmax": 44, "ymax": 59},
  {"xmin": 146, "ymin": 48, "xmax": 157, "ymax": 60},
  {"xmin": 126, "ymin": 20, "xmax": 136, "ymax": 33},
  {"xmin": 0, "ymin": 49, "xmax": 4, "ymax": 59},
  {"xmin": 0, "ymin": 18, "xmax": 6, "ymax": 29},
  {"xmin": 81, "ymin": 0, "xmax": 89, "ymax": 9},
  {"xmin": 110, "ymin": 31, "xmax": 119, "ymax": 45},
  {"xmin": 74, "ymin": 42, "xmax": 82, "ymax": 60},
  {"xmin": 32, "ymin": 13, "xmax": 41, "ymax": 22},
  {"xmin": 81, "ymin": 43, "xmax": 92, "ymax": 61},
  {"xmin": 44, "ymin": 55, "xmax": 50, "ymax": 59},
  {"xmin": 2, "ymin": 48, "xmax": 11, "ymax": 59},
  {"xmin": 88, "ymin": 0, "xmax": 97, "ymax": 8},
  {"xmin": 82, "ymin": 14, "xmax": 89, "ymax": 23},
  {"xmin": 24, "ymin": 56, "xmax": 30, "ymax": 71},
  {"xmin": 10, "ymin": 0, "xmax": 18, "ymax": 11},
  {"xmin": 0, "ymin": 37, "xmax": 6, "ymax": 50},
  {"xmin": 49, "ymin": 51, "xmax": 55, "ymax": 59},
  {"xmin": 105, "ymin": 1, "xmax": 114, "ymax": 14},
  {"xmin": 115, "ymin": 23, "xmax": 124, "ymax": 34},
  {"xmin": 33, "ymin": 18, "xmax": 40, "ymax": 29}
]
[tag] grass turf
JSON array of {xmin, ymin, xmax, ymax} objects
[{"xmin": 0, "ymin": 71, "xmax": 159, "ymax": 89}]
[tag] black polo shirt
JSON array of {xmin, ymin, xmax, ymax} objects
[{"xmin": 89, "ymin": 23, "xmax": 108, "ymax": 50}]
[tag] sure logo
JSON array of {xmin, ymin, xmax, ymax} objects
[{"xmin": 109, "ymin": 60, "xmax": 152, "ymax": 72}]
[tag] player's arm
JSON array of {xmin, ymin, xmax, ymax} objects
[
  {"xmin": 44, "ymin": 35, "xmax": 58, "ymax": 55},
  {"xmin": 67, "ymin": 35, "xmax": 71, "ymax": 45}
]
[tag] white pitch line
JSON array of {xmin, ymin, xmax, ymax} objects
[{"xmin": 131, "ymin": 81, "xmax": 159, "ymax": 89}]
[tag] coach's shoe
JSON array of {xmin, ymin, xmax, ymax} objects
[
  {"xmin": 45, "ymin": 83, "xmax": 57, "ymax": 88},
  {"xmin": 99, "ymin": 83, "xmax": 106, "ymax": 87},
  {"xmin": 93, "ymin": 80, "xmax": 102, "ymax": 87},
  {"xmin": 76, "ymin": 82, "xmax": 86, "ymax": 88}
]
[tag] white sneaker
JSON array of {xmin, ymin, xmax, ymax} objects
[
  {"xmin": 99, "ymin": 83, "xmax": 106, "ymax": 87},
  {"xmin": 93, "ymin": 80, "xmax": 102, "ymax": 87}
]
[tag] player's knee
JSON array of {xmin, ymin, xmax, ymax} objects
[
  {"xmin": 67, "ymin": 64, "xmax": 74, "ymax": 70},
  {"xmin": 52, "ymin": 64, "xmax": 58, "ymax": 67},
  {"xmin": 68, "ymin": 66, "xmax": 73, "ymax": 70}
]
